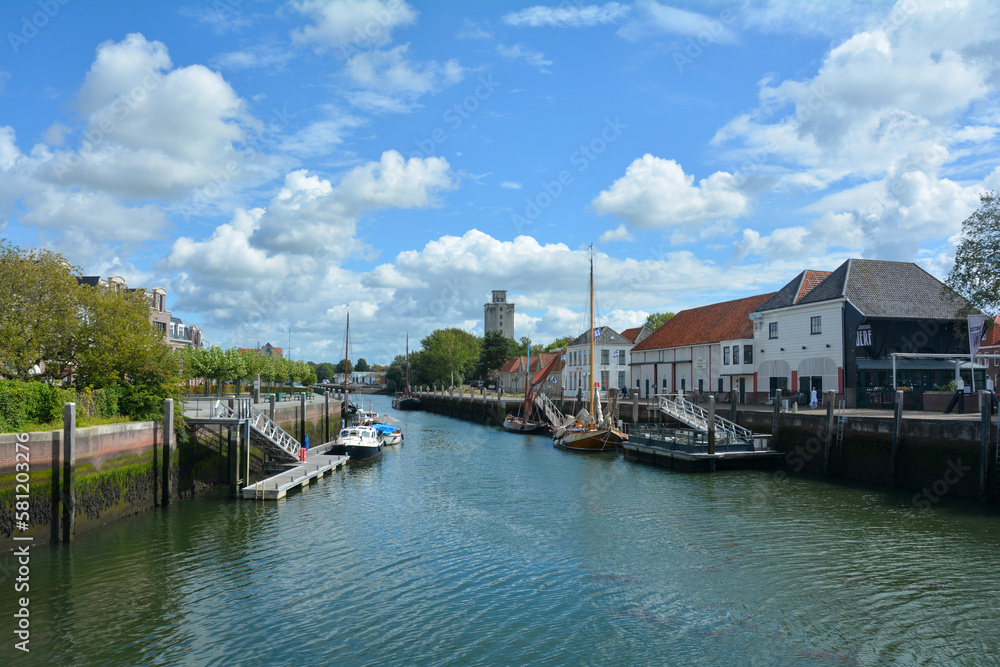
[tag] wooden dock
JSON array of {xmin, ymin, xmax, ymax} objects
[{"xmin": 242, "ymin": 451, "xmax": 349, "ymax": 500}]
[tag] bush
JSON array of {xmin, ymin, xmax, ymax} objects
[
  {"xmin": 118, "ymin": 385, "xmax": 162, "ymax": 421},
  {"xmin": 0, "ymin": 380, "xmax": 76, "ymax": 429},
  {"xmin": 0, "ymin": 381, "xmax": 29, "ymax": 431}
]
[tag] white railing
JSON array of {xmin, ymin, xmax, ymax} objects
[
  {"xmin": 214, "ymin": 399, "xmax": 301, "ymax": 461},
  {"xmin": 657, "ymin": 394, "xmax": 754, "ymax": 445},
  {"xmin": 534, "ymin": 393, "xmax": 565, "ymax": 426}
]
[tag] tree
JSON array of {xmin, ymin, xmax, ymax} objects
[
  {"xmin": 74, "ymin": 284, "xmax": 178, "ymax": 390},
  {"xmin": 335, "ymin": 358, "xmax": 353, "ymax": 375},
  {"xmin": 384, "ymin": 354, "xmax": 406, "ymax": 393},
  {"xmin": 477, "ymin": 330, "xmax": 514, "ymax": 382},
  {"xmin": 643, "ymin": 311, "xmax": 675, "ymax": 331},
  {"xmin": 544, "ymin": 336, "xmax": 574, "ymax": 352},
  {"xmin": 946, "ymin": 191, "xmax": 1000, "ymax": 315},
  {"xmin": 0, "ymin": 242, "xmax": 81, "ymax": 382},
  {"xmin": 314, "ymin": 362, "xmax": 336, "ymax": 382},
  {"xmin": 419, "ymin": 328, "xmax": 480, "ymax": 386},
  {"xmin": 355, "ymin": 357, "xmax": 370, "ymax": 372}
]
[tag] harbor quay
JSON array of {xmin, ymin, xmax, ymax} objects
[
  {"xmin": 0, "ymin": 393, "xmax": 341, "ymax": 552},
  {"xmin": 414, "ymin": 386, "xmax": 1000, "ymax": 504}
]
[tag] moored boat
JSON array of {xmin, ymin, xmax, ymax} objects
[
  {"xmin": 393, "ymin": 332, "xmax": 422, "ymax": 411},
  {"xmin": 374, "ymin": 423, "xmax": 403, "ymax": 445},
  {"xmin": 552, "ymin": 248, "xmax": 627, "ymax": 452},
  {"xmin": 328, "ymin": 424, "xmax": 384, "ymax": 462}
]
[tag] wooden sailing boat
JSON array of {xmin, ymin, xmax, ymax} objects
[
  {"xmin": 340, "ymin": 312, "xmax": 358, "ymax": 418},
  {"xmin": 503, "ymin": 345, "xmax": 562, "ymax": 434},
  {"xmin": 392, "ymin": 332, "xmax": 421, "ymax": 410},
  {"xmin": 552, "ymin": 249, "xmax": 627, "ymax": 452}
]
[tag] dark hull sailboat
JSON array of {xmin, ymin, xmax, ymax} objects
[{"xmin": 393, "ymin": 332, "xmax": 421, "ymax": 411}]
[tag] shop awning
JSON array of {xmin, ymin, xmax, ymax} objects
[{"xmin": 857, "ymin": 358, "xmax": 987, "ymax": 370}]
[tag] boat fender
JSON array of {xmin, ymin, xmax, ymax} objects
[{"xmin": 554, "ymin": 427, "xmax": 566, "ymax": 438}]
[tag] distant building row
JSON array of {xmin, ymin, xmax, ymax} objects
[
  {"xmin": 499, "ymin": 259, "xmax": 984, "ymax": 407},
  {"xmin": 78, "ymin": 276, "xmax": 203, "ymax": 350}
]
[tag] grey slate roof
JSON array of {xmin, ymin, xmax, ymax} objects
[
  {"xmin": 568, "ymin": 326, "xmax": 631, "ymax": 346},
  {"xmin": 794, "ymin": 258, "xmax": 971, "ymax": 318},
  {"xmin": 757, "ymin": 270, "xmax": 809, "ymax": 311}
]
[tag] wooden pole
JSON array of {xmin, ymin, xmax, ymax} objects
[
  {"xmin": 162, "ymin": 398, "xmax": 173, "ymax": 506},
  {"xmin": 62, "ymin": 402, "xmax": 76, "ymax": 543},
  {"xmin": 707, "ymin": 395, "xmax": 716, "ymax": 455},
  {"xmin": 981, "ymin": 391, "xmax": 989, "ymax": 501},
  {"xmin": 299, "ymin": 392, "xmax": 307, "ymax": 445},
  {"xmin": 325, "ymin": 391, "xmax": 330, "ymax": 443},
  {"xmin": 771, "ymin": 390, "xmax": 780, "ymax": 445},
  {"xmin": 891, "ymin": 390, "xmax": 903, "ymax": 487},
  {"xmin": 824, "ymin": 390, "xmax": 835, "ymax": 476}
]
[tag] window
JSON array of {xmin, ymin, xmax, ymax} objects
[
  {"xmin": 744, "ymin": 345, "xmax": 753, "ymax": 364},
  {"xmin": 769, "ymin": 322, "xmax": 778, "ymax": 339},
  {"xmin": 618, "ymin": 371, "xmax": 626, "ymax": 387},
  {"xmin": 733, "ymin": 345, "xmax": 740, "ymax": 365},
  {"xmin": 811, "ymin": 316, "xmax": 821, "ymax": 335},
  {"xmin": 618, "ymin": 349, "xmax": 626, "ymax": 365},
  {"xmin": 602, "ymin": 349, "xmax": 609, "ymax": 365},
  {"xmin": 724, "ymin": 347, "xmax": 730, "ymax": 364}
]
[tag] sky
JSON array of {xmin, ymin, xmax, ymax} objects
[{"xmin": 1, "ymin": 0, "xmax": 999, "ymax": 365}]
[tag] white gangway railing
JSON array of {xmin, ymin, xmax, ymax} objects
[
  {"xmin": 534, "ymin": 393, "xmax": 565, "ymax": 426},
  {"xmin": 657, "ymin": 394, "xmax": 755, "ymax": 446},
  {"xmin": 214, "ymin": 399, "xmax": 301, "ymax": 462}
]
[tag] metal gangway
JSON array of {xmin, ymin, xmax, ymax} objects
[
  {"xmin": 534, "ymin": 392, "xmax": 565, "ymax": 426},
  {"xmin": 657, "ymin": 393, "xmax": 756, "ymax": 447},
  {"xmin": 213, "ymin": 399, "xmax": 301, "ymax": 462}
]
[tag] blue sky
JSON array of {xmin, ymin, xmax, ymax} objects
[{"xmin": 1, "ymin": 0, "xmax": 998, "ymax": 364}]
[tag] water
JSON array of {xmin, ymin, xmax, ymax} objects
[{"xmin": 5, "ymin": 393, "xmax": 1000, "ymax": 666}]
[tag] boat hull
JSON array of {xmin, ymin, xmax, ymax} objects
[
  {"xmin": 393, "ymin": 396, "xmax": 421, "ymax": 411},
  {"xmin": 502, "ymin": 416, "xmax": 550, "ymax": 435},
  {"xmin": 328, "ymin": 441, "xmax": 383, "ymax": 461},
  {"xmin": 553, "ymin": 428, "xmax": 626, "ymax": 452}
]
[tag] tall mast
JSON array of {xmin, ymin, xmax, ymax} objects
[
  {"xmin": 405, "ymin": 332, "xmax": 411, "ymax": 396},
  {"xmin": 589, "ymin": 247, "xmax": 595, "ymax": 424},
  {"xmin": 344, "ymin": 312, "xmax": 350, "ymax": 407}
]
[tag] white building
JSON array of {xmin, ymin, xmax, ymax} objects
[{"xmin": 562, "ymin": 326, "xmax": 634, "ymax": 397}]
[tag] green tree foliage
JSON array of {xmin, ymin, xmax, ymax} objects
[
  {"xmin": 355, "ymin": 357, "xmax": 370, "ymax": 372},
  {"xmin": 544, "ymin": 336, "xmax": 574, "ymax": 352},
  {"xmin": 946, "ymin": 191, "xmax": 1000, "ymax": 315},
  {"xmin": 417, "ymin": 328, "xmax": 480, "ymax": 386},
  {"xmin": 384, "ymin": 354, "xmax": 406, "ymax": 392},
  {"xmin": 0, "ymin": 242, "xmax": 81, "ymax": 382},
  {"xmin": 476, "ymin": 330, "xmax": 515, "ymax": 381},
  {"xmin": 335, "ymin": 358, "xmax": 353, "ymax": 375},
  {"xmin": 314, "ymin": 362, "xmax": 336, "ymax": 382},
  {"xmin": 643, "ymin": 311, "xmax": 675, "ymax": 331}
]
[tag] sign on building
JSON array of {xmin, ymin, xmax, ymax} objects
[{"xmin": 856, "ymin": 324, "xmax": 873, "ymax": 347}]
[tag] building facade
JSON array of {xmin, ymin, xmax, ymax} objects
[
  {"xmin": 629, "ymin": 294, "xmax": 775, "ymax": 400},
  {"xmin": 562, "ymin": 326, "xmax": 634, "ymax": 397},
  {"xmin": 484, "ymin": 290, "xmax": 515, "ymax": 339}
]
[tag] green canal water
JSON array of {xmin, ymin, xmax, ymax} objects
[{"xmin": 4, "ymin": 394, "xmax": 1000, "ymax": 666}]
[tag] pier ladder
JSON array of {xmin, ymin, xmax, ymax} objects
[
  {"xmin": 836, "ymin": 400, "xmax": 846, "ymax": 449},
  {"xmin": 534, "ymin": 393, "xmax": 565, "ymax": 426},
  {"xmin": 656, "ymin": 394, "xmax": 754, "ymax": 445},
  {"xmin": 213, "ymin": 399, "xmax": 302, "ymax": 462}
]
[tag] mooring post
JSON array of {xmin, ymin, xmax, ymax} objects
[
  {"xmin": 324, "ymin": 391, "xmax": 330, "ymax": 443},
  {"xmin": 632, "ymin": 391, "xmax": 638, "ymax": 423},
  {"xmin": 162, "ymin": 398, "xmax": 173, "ymax": 506},
  {"xmin": 707, "ymin": 395, "xmax": 716, "ymax": 455},
  {"xmin": 981, "ymin": 391, "xmax": 989, "ymax": 501},
  {"xmin": 824, "ymin": 390, "xmax": 835, "ymax": 476},
  {"xmin": 730, "ymin": 390, "xmax": 737, "ymax": 423},
  {"xmin": 771, "ymin": 390, "xmax": 780, "ymax": 445},
  {"xmin": 891, "ymin": 390, "xmax": 903, "ymax": 487},
  {"xmin": 253, "ymin": 374, "xmax": 261, "ymax": 404},
  {"xmin": 244, "ymin": 415, "xmax": 251, "ymax": 492},
  {"xmin": 228, "ymin": 423, "xmax": 241, "ymax": 498},
  {"xmin": 299, "ymin": 393, "xmax": 307, "ymax": 444},
  {"xmin": 269, "ymin": 393, "xmax": 276, "ymax": 421},
  {"xmin": 62, "ymin": 402, "xmax": 76, "ymax": 543}
]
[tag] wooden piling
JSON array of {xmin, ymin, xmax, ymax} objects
[
  {"xmin": 325, "ymin": 391, "xmax": 330, "ymax": 443},
  {"xmin": 299, "ymin": 393, "xmax": 307, "ymax": 445},
  {"xmin": 707, "ymin": 395, "xmax": 716, "ymax": 455},
  {"xmin": 890, "ymin": 390, "xmax": 903, "ymax": 487},
  {"xmin": 771, "ymin": 391, "xmax": 780, "ymax": 445},
  {"xmin": 62, "ymin": 402, "xmax": 76, "ymax": 543},
  {"xmin": 228, "ymin": 423, "xmax": 241, "ymax": 498},
  {"xmin": 162, "ymin": 398, "xmax": 173, "ymax": 506},
  {"xmin": 981, "ymin": 391, "xmax": 989, "ymax": 501},
  {"xmin": 269, "ymin": 393, "xmax": 276, "ymax": 421},
  {"xmin": 823, "ymin": 390, "xmax": 835, "ymax": 476}
]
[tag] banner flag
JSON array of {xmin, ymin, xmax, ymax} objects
[{"xmin": 969, "ymin": 314, "xmax": 988, "ymax": 360}]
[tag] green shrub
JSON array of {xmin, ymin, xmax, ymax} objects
[
  {"xmin": 119, "ymin": 385, "xmax": 162, "ymax": 421},
  {"xmin": 0, "ymin": 380, "xmax": 29, "ymax": 431}
]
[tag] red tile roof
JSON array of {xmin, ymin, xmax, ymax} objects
[
  {"xmin": 984, "ymin": 315, "xmax": 1000, "ymax": 346},
  {"xmin": 797, "ymin": 270, "xmax": 832, "ymax": 302},
  {"xmin": 632, "ymin": 293, "xmax": 776, "ymax": 351},
  {"xmin": 620, "ymin": 327, "xmax": 644, "ymax": 343}
]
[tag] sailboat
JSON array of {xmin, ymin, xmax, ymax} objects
[
  {"xmin": 329, "ymin": 313, "xmax": 382, "ymax": 461},
  {"xmin": 392, "ymin": 332, "xmax": 421, "ymax": 411},
  {"xmin": 503, "ymin": 346, "xmax": 562, "ymax": 434},
  {"xmin": 552, "ymin": 249, "xmax": 628, "ymax": 452}
]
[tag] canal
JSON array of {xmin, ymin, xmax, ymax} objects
[{"xmin": 4, "ymin": 393, "xmax": 1000, "ymax": 665}]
